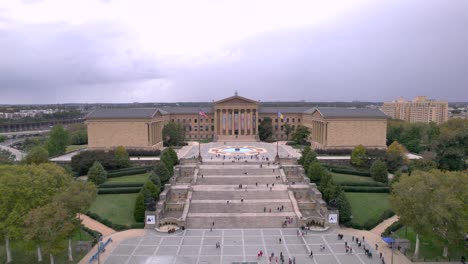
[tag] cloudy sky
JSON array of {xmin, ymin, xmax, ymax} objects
[{"xmin": 1, "ymin": 0, "xmax": 467, "ymax": 104}]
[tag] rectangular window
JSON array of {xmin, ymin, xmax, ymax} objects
[
  {"xmin": 211, "ymin": 125, "xmax": 214, "ymax": 131},
  {"xmin": 195, "ymin": 119, "xmax": 197, "ymax": 123},
  {"xmin": 292, "ymin": 118, "xmax": 295, "ymax": 122},
  {"xmin": 206, "ymin": 126, "xmax": 209, "ymax": 131},
  {"xmin": 183, "ymin": 119, "xmax": 186, "ymax": 123},
  {"xmin": 211, "ymin": 119, "xmax": 214, "ymax": 123},
  {"xmin": 298, "ymin": 118, "xmax": 301, "ymax": 122}
]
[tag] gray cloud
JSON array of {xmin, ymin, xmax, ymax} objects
[{"xmin": 0, "ymin": 0, "xmax": 467, "ymax": 103}]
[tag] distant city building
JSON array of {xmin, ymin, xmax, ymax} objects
[
  {"xmin": 381, "ymin": 96, "xmax": 448, "ymax": 124},
  {"xmin": 86, "ymin": 94, "xmax": 388, "ymax": 150}
]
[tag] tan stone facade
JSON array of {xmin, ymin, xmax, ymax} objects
[
  {"xmin": 381, "ymin": 96, "xmax": 448, "ymax": 124},
  {"xmin": 86, "ymin": 95, "xmax": 388, "ymax": 150}
]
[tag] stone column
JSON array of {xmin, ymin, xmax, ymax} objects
[
  {"xmin": 253, "ymin": 109, "xmax": 257, "ymax": 135},
  {"xmin": 231, "ymin": 109, "xmax": 234, "ymax": 136},
  {"xmin": 249, "ymin": 109, "xmax": 252, "ymax": 135}
]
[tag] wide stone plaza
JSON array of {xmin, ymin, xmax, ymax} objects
[{"xmin": 104, "ymin": 228, "xmax": 382, "ymax": 264}]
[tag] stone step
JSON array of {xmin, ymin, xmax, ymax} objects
[
  {"xmin": 186, "ymin": 214, "xmax": 298, "ymax": 228},
  {"xmin": 196, "ymin": 177, "xmax": 282, "ymax": 185},
  {"xmin": 189, "ymin": 201, "xmax": 294, "ymax": 213},
  {"xmin": 191, "ymin": 191, "xmax": 290, "ymax": 200},
  {"xmin": 192, "ymin": 185, "xmax": 288, "ymax": 191},
  {"xmin": 199, "ymin": 168, "xmax": 280, "ymax": 175}
]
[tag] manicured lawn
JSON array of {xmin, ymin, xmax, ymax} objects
[
  {"xmin": 331, "ymin": 172, "xmax": 376, "ymax": 184},
  {"xmin": 65, "ymin": 144, "xmax": 87, "ymax": 153},
  {"xmin": 89, "ymin": 194, "xmax": 138, "ymax": 226},
  {"xmin": 345, "ymin": 192, "xmax": 390, "ymax": 226},
  {"xmin": 394, "ymin": 226, "xmax": 467, "ymax": 261},
  {"xmin": 0, "ymin": 229, "xmax": 93, "ymax": 264},
  {"xmin": 106, "ymin": 172, "xmax": 150, "ymax": 183}
]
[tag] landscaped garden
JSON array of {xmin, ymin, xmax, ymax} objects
[
  {"xmin": 106, "ymin": 172, "xmax": 150, "ymax": 183},
  {"xmin": 345, "ymin": 192, "xmax": 391, "ymax": 227},
  {"xmin": 89, "ymin": 193, "xmax": 140, "ymax": 226}
]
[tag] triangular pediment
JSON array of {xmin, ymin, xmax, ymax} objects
[
  {"xmin": 311, "ymin": 109, "xmax": 324, "ymax": 118},
  {"xmin": 215, "ymin": 95, "xmax": 259, "ymax": 106}
]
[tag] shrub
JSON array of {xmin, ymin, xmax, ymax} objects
[
  {"xmin": 337, "ymin": 181, "xmax": 386, "ymax": 187},
  {"xmin": 127, "ymin": 149, "xmax": 161, "ymax": 157},
  {"xmin": 97, "ymin": 187, "xmax": 142, "ymax": 194},
  {"xmin": 307, "ymin": 161, "xmax": 327, "ymax": 183},
  {"xmin": 71, "ymin": 150, "xmax": 119, "ymax": 175},
  {"xmin": 153, "ymin": 162, "xmax": 170, "ymax": 182},
  {"xmin": 107, "ymin": 168, "xmax": 149, "ymax": 178},
  {"xmin": 149, "ymin": 171, "xmax": 162, "ymax": 188},
  {"xmin": 134, "ymin": 192, "xmax": 146, "ymax": 222},
  {"xmin": 115, "ymin": 146, "xmax": 130, "ymax": 168},
  {"xmin": 329, "ymin": 168, "xmax": 371, "ymax": 177},
  {"xmin": 381, "ymin": 220, "xmax": 404, "ymax": 236},
  {"xmin": 344, "ymin": 209, "xmax": 395, "ymax": 230},
  {"xmin": 370, "ymin": 160, "xmax": 389, "ymax": 183},
  {"xmin": 340, "ymin": 186, "xmax": 390, "ymax": 193},
  {"xmin": 130, "ymin": 223, "xmax": 145, "ymax": 229},
  {"xmin": 98, "ymin": 182, "xmax": 144, "ymax": 188},
  {"xmin": 87, "ymin": 161, "xmax": 107, "ymax": 185},
  {"xmin": 24, "ymin": 146, "xmax": 49, "ymax": 165},
  {"xmin": 351, "ymin": 145, "xmax": 367, "ymax": 167},
  {"xmin": 143, "ymin": 180, "xmax": 160, "ymax": 201}
]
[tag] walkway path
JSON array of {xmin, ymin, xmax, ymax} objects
[
  {"xmin": 0, "ymin": 144, "xmax": 25, "ymax": 161},
  {"xmin": 79, "ymin": 214, "xmax": 116, "ymax": 237}
]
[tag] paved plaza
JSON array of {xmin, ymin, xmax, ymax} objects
[{"xmin": 104, "ymin": 228, "xmax": 382, "ymax": 264}]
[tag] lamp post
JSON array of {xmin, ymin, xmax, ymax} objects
[
  {"xmin": 96, "ymin": 234, "xmax": 102, "ymax": 264},
  {"xmin": 391, "ymin": 232, "xmax": 395, "ymax": 264}
]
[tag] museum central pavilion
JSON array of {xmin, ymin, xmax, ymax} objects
[{"xmin": 85, "ymin": 94, "xmax": 388, "ymax": 150}]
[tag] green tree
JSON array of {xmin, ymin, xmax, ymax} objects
[
  {"xmin": 370, "ymin": 160, "xmax": 388, "ymax": 183},
  {"xmin": 303, "ymin": 150, "xmax": 318, "ymax": 173},
  {"xmin": 390, "ymin": 170, "xmax": 468, "ymax": 257},
  {"xmin": 351, "ymin": 144, "xmax": 367, "ymax": 167},
  {"xmin": 143, "ymin": 180, "xmax": 160, "ymax": 201},
  {"xmin": 87, "ymin": 161, "xmax": 107, "ymax": 185},
  {"xmin": 335, "ymin": 190, "xmax": 352, "ymax": 223},
  {"xmin": 258, "ymin": 117, "xmax": 273, "ymax": 141},
  {"xmin": 24, "ymin": 202, "xmax": 75, "ymax": 264},
  {"xmin": 283, "ymin": 124, "xmax": 293, "ymax": 140},
  {"xmin": 153, "ymin": 162, "xmax": 170, "ymax": 182},
  {"xmin": 386, "ymin": 141, "xmax": 408, "ymax": 172},
  {"xmin": 54, "ymin": 181, "xmax": 97, "ymax": 260},
  {"xmin": 307, "ymin": 161, "xmax": 327, "ymax": 183},
  {"xmin": 149, "ymin": 171, "xmax": 162, "ymax": 188},
  {"xmin": 318, "ymin": 173, "xmax": 338, "ymax": 202},
  {"xmin": 46, "ymin": 125, "xmax": 70, "ymax": 156},
  {"xmin": 24, "ymin": 146, "xmax": 49, "ymax": 165},
  {"xmin": 298, "ymin": 146, "xmax": 311, "ymax": 166},
  {"xmin": 161, "ymin": 148, "xmax": 177, "ymax": 176},
  {"xmin": 114, "ymin": 146, "xmax": 130, "ymax": 168},
  {"xmin": 435, "ymin": 120, "xmax": 468, "ymax": 171},
  {"xmin": 0, "ymin": 149, "xmax": 15, "ymax": 165},
  {"xmin": 162, "ymin": 122, "xmax": 185, "ymax": 146},
  {"xmin": 0, "ymin": 163, "xmax": 72, "ymax": 263},
  {"xmin": 67, "ymin": 124, "xmax": 88, "ymax": 145},
  {"xmin": 409, "ymin": 159, "xmax": 437, "ymax": 174},
  {"xmin": 291, "ymin": 125, "xmax": 310, "ymax": 145},
  {"xmin": 0, "ymin": 135, "xmax": 6, "ymax": 143},
  {"xmin": 133, "ymin": 192, "xmax": 146, "ymax": 222}
]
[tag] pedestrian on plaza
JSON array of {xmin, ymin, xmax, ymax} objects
[
  {"xmin": 279, "ymin": 238, "xmax": 282, "ymax": 243},
  {"xmin": 310, "ymin": 250, "xmax": 313, "ymax": 257},
  {"xmin": 352, "ymin": 236, "xmax": 354, "ymax": 241},
  {"xmin": 270, "ymin": 187, "xmax": 272, "ymax": 191},
  {"xmin": 379, "ymin": 252, "xmax": 382, "ymax": 259},
  {"xmin": 264, "ymin": 207, "xmax": 266, "ymax": 212},
  {"xmin": 256, "ymin": 182, "xmax": 258, "ymax": 186},
  {"xmin": 375, "ymin": 244, "xmax": 378, "ymax": 250}
]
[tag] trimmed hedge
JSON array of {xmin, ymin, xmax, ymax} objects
[
  {"xmin": 107, "ymin": 168, "xmax": 150, "ymax": 178},
  {"xmin": 344, "ymin": 209, "xmax": 395, "ymax": 230},
  {"xmin": 108, "ymin": 166, "xmax": 153, "ymax": 173},
  {"xmin": 86, "ymin": 212, "xmax": 131, "ymax": 231},
  {"xmin": 341, "ymin": 186, "xmax": 390, "ymax": 193},
  {"xmin": 97, "ymin": 187, "xmax": 142, "ymax": 194},
  {"xmin": 81, "ymin": 224, "xmax": 102, "ymax": 244},
  {"xmin": 381, "ymin": 220, "xmax": 404, "ymax": 237},
  {"xmin": 99, "ymin": 182, "xmax": 144, "ymax": 188},
  {"xmin": 329, "ymin": 168, "xmax": 371, "ymax": 177},
  {"xmin": 127, "ymin": 149, "xmax": 161, "ymax": 157},
  {"xmin": 130, "ymin": 223, "xmax": 145, "ymax": 229},
  {"xmin": 337, "ymin": 181, "xmax": 386, "ymax": 187}
]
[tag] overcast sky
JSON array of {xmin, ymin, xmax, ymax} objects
[{"xmin": 1, "ymin": 0, "xmax": 467, "ymax": 104}]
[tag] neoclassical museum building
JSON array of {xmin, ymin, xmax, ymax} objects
[{"xmin": 86, "ymin": 94, "xmax": 388, "ymax": 150}]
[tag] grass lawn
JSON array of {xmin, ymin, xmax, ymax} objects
[
  {"xmin": 331, "ymin": 172, "xmax": 376, "ymax": 184},
  {"xmin": 89, "ymin": 193, "xmax": 139, "ymax": 226},
  {"xmin": 0, "ymin": 229, "xmax": 93, "ymax": 264},
  {"xmin": 106, "ymin": 172, "xmax": 150, "ymax": 183},
  {"xmin": 65, "ymin": 145, "xmax": 87, "ymax": 153},
  {"xmin": 345, "ymin": 192, "xmax": 390, "ymax": 226},
  {"xmin": 394, "ymin": 226, "xmax": 467, "ymax": 261}
]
